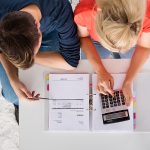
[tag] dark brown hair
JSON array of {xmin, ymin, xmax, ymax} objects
[{"xmin": 0, "ymin": 11, "xmax": 40, "ymax": 69}]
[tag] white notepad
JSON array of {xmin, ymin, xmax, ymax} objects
[
  {"xmin": 47, "ymin": 73, "xmax": 134, "ymax": 132},
  {"xmin": 48, "ymin": 74, "xmax": 89, "ymax": 131}
]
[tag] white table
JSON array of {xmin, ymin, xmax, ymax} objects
[{"xmin": 19, "ymin": 59, "xmax": 150, "ymax": 150}]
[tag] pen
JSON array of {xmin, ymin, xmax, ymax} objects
[
  {"xmin": 38, "ymin": 97, "xmax": 84, "ymax": 101},
  {"xmin": 39, "ymin": 97, "xmax": 51, "ymax": 100}
]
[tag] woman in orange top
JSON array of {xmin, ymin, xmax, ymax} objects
[{"xmin": 74, "ymin": 0, "xmax": 150, "ymax": 105}]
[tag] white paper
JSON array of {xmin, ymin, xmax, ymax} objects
[
  {"xmin": 92, "ymin": 74, "xmax": 134, "ymax": 132},
  {"xmin": 48, "ymin": 74, "xmax": 89, "ymax": 131},
  {"xmin": 134, "ymin": 73, "xmax": 150, "ymax": 131}
]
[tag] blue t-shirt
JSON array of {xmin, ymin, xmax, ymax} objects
[{"xmin": 0, "ymin": 0, "xmax": 80, "ymax": 67}]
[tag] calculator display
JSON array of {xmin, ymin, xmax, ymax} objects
[
  {"xmin": 102, "ymin": 110, "xmax": 130, "ymax": 124},
  {"xmin": 103, "ymin": 111, "xmax": 128, "ymax": 121}
]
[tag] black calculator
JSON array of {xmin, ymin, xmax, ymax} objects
[{"xmin": 100, "ymin": 90, "xmax": 130, "ymax": 124}]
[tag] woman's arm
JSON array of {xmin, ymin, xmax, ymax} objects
[
  {"xmin": 123, "ymin": 32, "xmax": 150, "ymax": 105},
  {"xmin": 78, "ymin": 25, "xmax": 114, "ymax": 95}
]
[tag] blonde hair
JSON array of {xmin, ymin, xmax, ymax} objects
[{"xmin": 95, "ymin": 0, "xmax": 146, "ymax": 52}]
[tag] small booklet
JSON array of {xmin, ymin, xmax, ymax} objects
[{"xmin": 45, "ymin": 73, "xmax": 135, "ymax": 132}]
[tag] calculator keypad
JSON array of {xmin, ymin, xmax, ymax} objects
[{"xmin": 101, "ymin": 91, "xmax": 126, "ymax": 109}]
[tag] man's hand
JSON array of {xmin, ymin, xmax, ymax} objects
[
  {"xmin": 122, "ymin": 81, "xmax": 134, "ymax": 106},
  {"xmin": 10, "ymin": 78, "xmax": 32, "ymax": 100},
  {"xmin": 10, "ymin": 78, "xmax": 39, "ymax": 100},
  {"xmin": 97, "ymin": 70, "xmax": 114, "ymax": 96},
  {"xmin": 0, "ymin": 53, "xmax": 40, "ymax": 100}
]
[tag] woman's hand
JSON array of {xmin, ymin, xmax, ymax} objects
[
  {"xmin": 122, "ymin": 80, "xmax": 134, "ymax": 106},
  {"xmin": 97, "ymin": 70, "xmax": 114, "ymax": 96}
]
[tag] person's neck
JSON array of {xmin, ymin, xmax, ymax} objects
[{"xmin": 20, "ymin": 4, "xmax": 42, "ymax": 22}]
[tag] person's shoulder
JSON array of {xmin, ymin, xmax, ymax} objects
[
  {"xmin": 74, "ymin": 0, "xmax": 95, "ymax": 15},
  {"xmin": 142, "ymin": 17, "xmax": 150, "ymax": 33},
  {"xmin": 146, "ymin": 0, "xmax": 150, "ymax": 18},
  {"xmin": 0, "ymin": 0, "xmax": 21, "ymax": 20},
  {"xmin": 142, "ymin": 0, "xmax": 150, "ymax": 32},
  {"xmin": 74, "ymin": 0, "xmax": 95, "ymax": 27},
  {"xmin": 40, "ymin": 0, "xmax": 71, "ymax": 13},
  {"xmin": 0, "ymin": 0, "xmax": 40, "ymax": 12},
  {"xmin": 42, "ymin": 0, "xmax": 71, "ymax": 8}
]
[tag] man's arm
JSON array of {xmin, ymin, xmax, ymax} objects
[
  {"xmin": 54, "ymin": 1, "xmax": 80, "ymax": 69},
  {"xmin": 0, "ymin": 53, "xmax": 18, "ymax": 82},
  {"xmin": 0, "ymin": 54, "xmax": 33, "ymax": 99},
  {"xmin": 35, "ymin": 51, "xmax": 76, "ymax": 70},
  {"xmin": 123, "ymin": 32, "xmax": 150, "ymax": 105},
  {"xmin": 37, "ymin": 1, "xmax": 80, "ymax": 70}
]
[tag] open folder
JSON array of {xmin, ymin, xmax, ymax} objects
[{"xmin": 45, "ymin": 74, "xmax": 135, "ymax": 132}]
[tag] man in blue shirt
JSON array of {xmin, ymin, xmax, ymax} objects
[{"xmin": 0, "ymin": 0, "xmax": 80, "ymax": 108}]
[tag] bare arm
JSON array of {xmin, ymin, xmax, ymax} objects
[
  {"xmin": 35, "ymin": 52, "xmax": 76, "ymax": 70},
  {"xmin": 123, "ymin": 32, "xmax": 150, "ymax": 105},
  {"xmin": 125, "ymin": 33, "xmax": 150, "ymax": 82},
  {"xmin": 125, "ymin": 47, "xmax": 150, "ymax": 82},
  {"xmin": 0, "ymin": 54, "xmax": 33, "ymax": 99},
  {"xmin": 78, "ymin": 25, "xmax": 105, "ymax": 73},
  {"xmin": 78, "ymin": 25, "xmax": 114, "ymax": 95},
  {"xmin": 80, "ymin": 37, "xmax": 107, "ymax": 73}
]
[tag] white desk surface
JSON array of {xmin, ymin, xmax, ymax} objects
[{"xmin": 19, "ymin": 59, "xmax": 150, "ymax": 150}]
